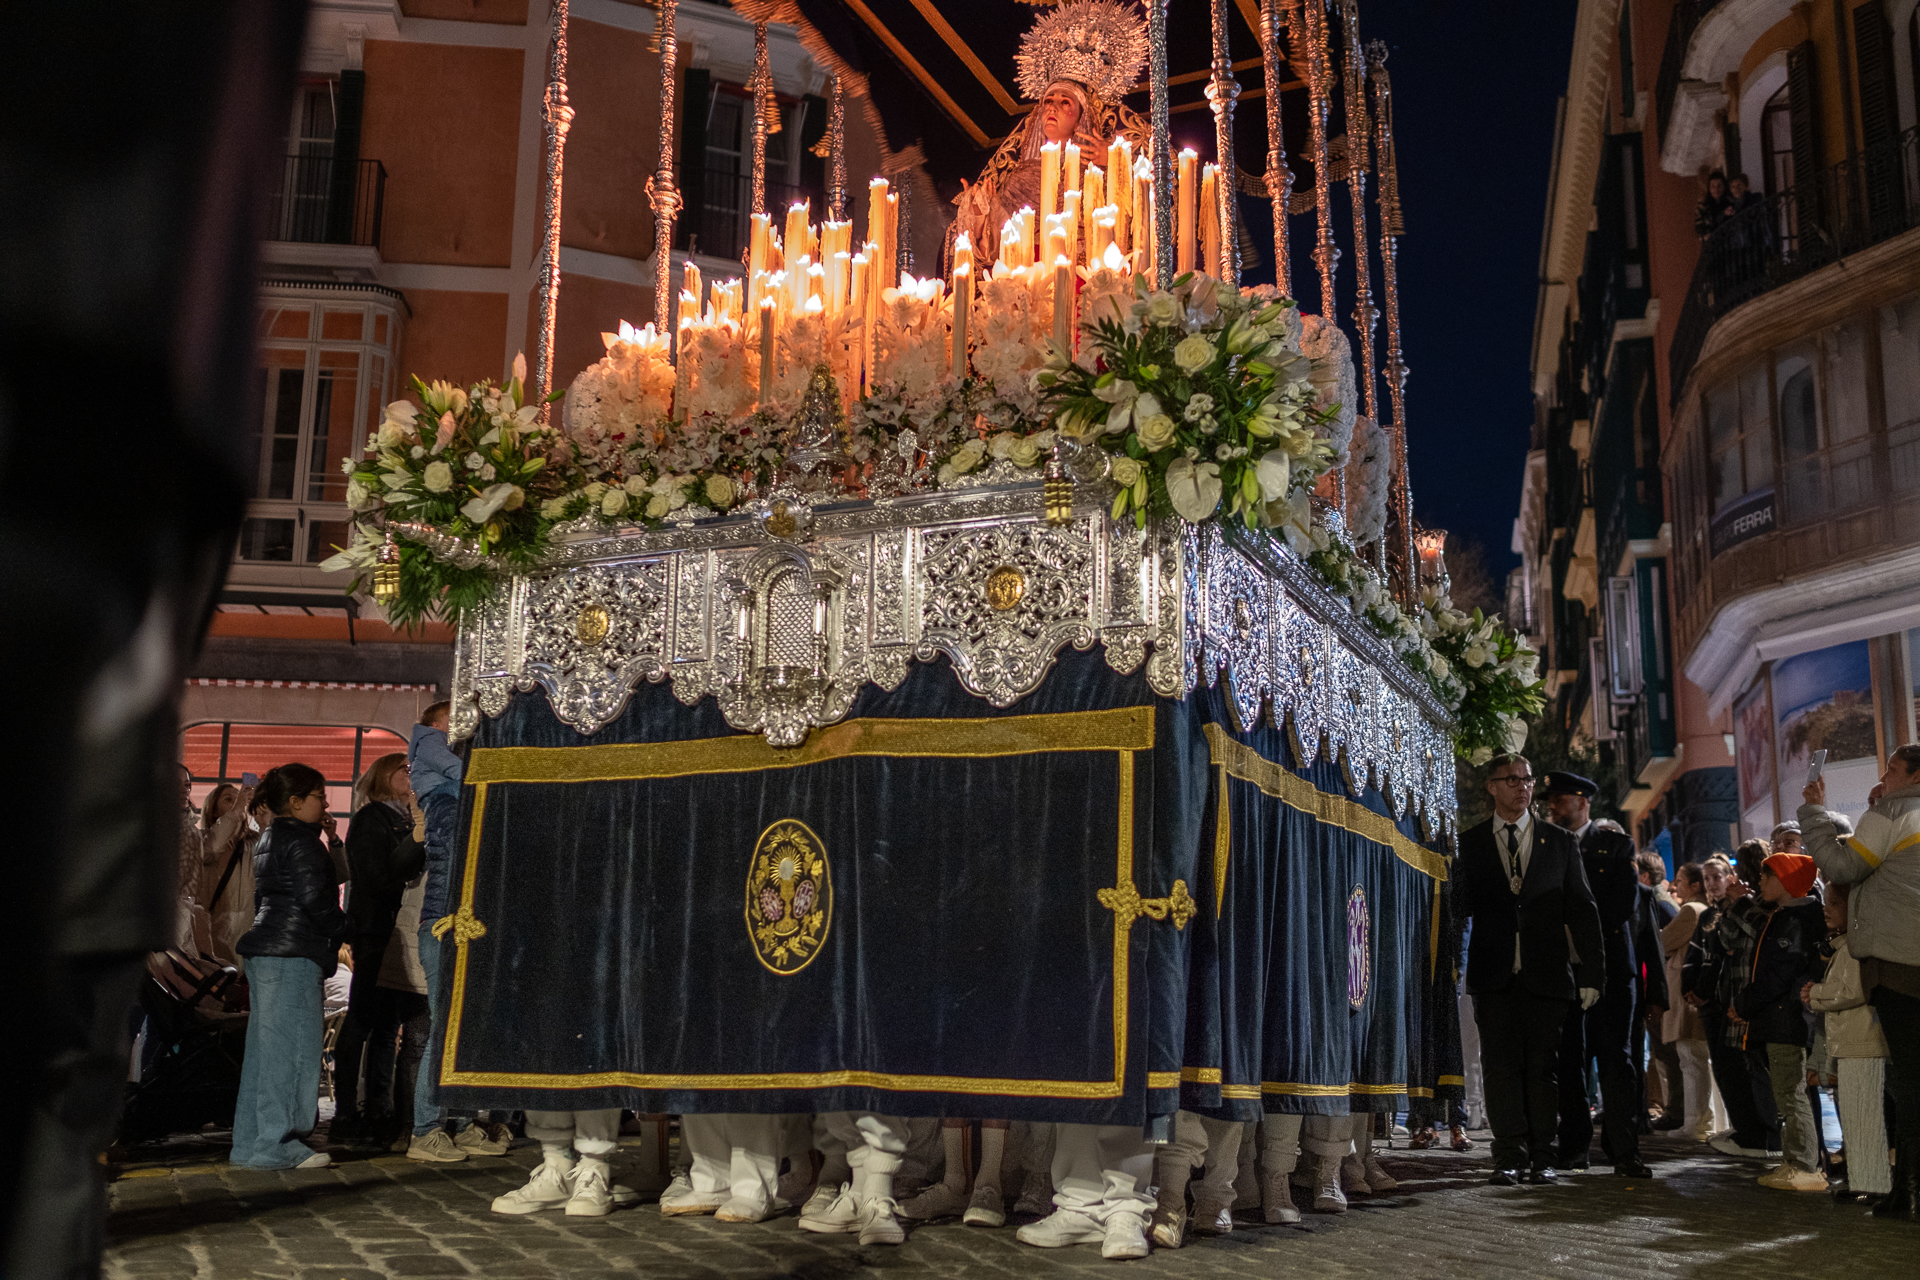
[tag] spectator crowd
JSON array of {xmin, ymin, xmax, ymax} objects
[{"xmin": 136, "ymin": 723, "xmax": 1920, "ymax": 1257}]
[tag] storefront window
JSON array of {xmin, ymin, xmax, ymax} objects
[{"xmin": 182, "ymin": 721, "xmax": 410, "ymax": 836}]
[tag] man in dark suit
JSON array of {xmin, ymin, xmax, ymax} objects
[
  {"xmin": 1544, "ymin": 774, "xmax": 1660, "ymax": 1179},
  {"xmin": 1456, "ymin": 755, "xmax": 1605, "ymax": 1184}
]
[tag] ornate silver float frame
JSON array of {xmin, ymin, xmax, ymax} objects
[{"xmin": 449, "ymin": 478, "xmax": 1455, "ymax": 833}]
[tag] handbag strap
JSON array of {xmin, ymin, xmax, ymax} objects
[{"xmin": 209, "ymin": 839, "xmax": 246, "ymax": 910}]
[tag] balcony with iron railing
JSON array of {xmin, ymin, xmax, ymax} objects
[
  {"xmin": 265, "ymin": 154, "xmax": 386, "ymax": 248},
  {"xmin": 1669, "ymin": 125, "xmax": 1920, "ymax": 407}
]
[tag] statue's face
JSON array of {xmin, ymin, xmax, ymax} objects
[{"xmin": 1040, "ymin": 87, "xmax": 1082, "ymax": 144}]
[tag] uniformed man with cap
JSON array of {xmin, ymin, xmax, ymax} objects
[{"xmin": 1542, "ymin": 771, "xmax": 1661, "ymax": 1179}]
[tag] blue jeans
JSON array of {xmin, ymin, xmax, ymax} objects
[
  {"xmin": 413, "ymin": 925, "xmax": 477, "ymax": 1137},
  {"xmin": 231, "ymin": 955, "xmax": 324, "ymax": 1168}
]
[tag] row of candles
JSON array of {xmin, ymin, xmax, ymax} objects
[{"xmin": 658, "ymin": 148, "xmax": 1228, "ymax": 414}]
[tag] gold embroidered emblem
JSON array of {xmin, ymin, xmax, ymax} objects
[
  {"xmin": 576, "ymin": 604, "xmax": 611, "ymax": 646},
  {"xmin": 745, "ymin": 819, "xmax": 831, "ymax": 975},
  {"xmin": 985, "ymin": 565, "xmax": 1026, "ymax": 611}
]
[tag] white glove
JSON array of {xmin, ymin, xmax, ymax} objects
[{"xmin": 1579, "ymin": 987, "xmax": 1601, "ymax": 1011}]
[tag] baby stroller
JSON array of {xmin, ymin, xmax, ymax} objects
[{"xmin": 119, "ymin": 950, "xmax": 250, "ymax": 1145}]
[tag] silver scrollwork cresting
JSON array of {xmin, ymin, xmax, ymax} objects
[{"xmin": 447, "ymin": 482, "xmax": 1455, "ymax": 834}]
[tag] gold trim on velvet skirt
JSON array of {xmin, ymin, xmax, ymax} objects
[
  {"xmin": 1260, "ymin": 1081, "xmax": 1411, "ymax": 1096},
  {"xmin": 440, "ymin": 711, "xmax": 1158, "ymax": 1099},
  {"xmin": 1202, "ymin": 724, "xmax": 1447, "ymax": 881},
  {"xmin": 468, "ymin": 706, "xmax": 1157, "ymax": 783}
]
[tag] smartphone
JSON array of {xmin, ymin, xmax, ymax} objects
[
  {"xmin": 240, "ymin": 771, "xmax": 259, "ymax": 787},
  {"xmin": 1806, "ymin": 749, "xmax": 1828, "ymax": 785}
]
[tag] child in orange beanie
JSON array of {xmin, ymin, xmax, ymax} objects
[{"xmin": 1735, "ymin": 852, "xmax": 1828, "ymax": 1190}]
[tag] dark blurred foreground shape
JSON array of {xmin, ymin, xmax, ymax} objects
[{"xmin": 0, "ymin": 3, "xmax": 307, "ymax": 1275}]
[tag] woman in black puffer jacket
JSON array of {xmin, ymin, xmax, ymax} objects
[{"xmin": 232, "ymin": 763, "xmax": 347, "ymax": 1168}]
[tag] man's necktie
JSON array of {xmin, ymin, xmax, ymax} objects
[{"xmin": 1505, "ymin": 824, "xmax": 1522, "ymax": 893}]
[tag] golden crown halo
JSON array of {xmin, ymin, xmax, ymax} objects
[{"xmin": 1013, "ymin": 0, "xmax": 1150, "ymax": 104}]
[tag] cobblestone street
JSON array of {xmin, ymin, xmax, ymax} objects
[{"xmin": 102, "ymin": 1130, "xmax": 1907, "ymax": 1280}]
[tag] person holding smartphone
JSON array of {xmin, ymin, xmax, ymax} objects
[{"xmin": 1799, "ymin": 743, "xmax": 1920, "ymax": 1220}]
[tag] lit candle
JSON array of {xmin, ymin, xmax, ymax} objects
[
  {"xmin": 1200, "ymin": 163, "xmax": 1219, "ymax": 278},
  {"xmin": 1019, "ymin": 207, "xmax": 1036, "ymax": 269},
  {"xmin": 785, "ymin": 201, "xmax": 811, "ymax": 276},
  {"xmin": 952, "ymin": 261, "xmax": 971, "ymax": 381},
  {"xmin": 807, "ymin": 261, "xmax": 825, "ymax": 309},
  {"xmin": 850, "ymin": 251, "xmax": 869, "ymax": 389},
  {"xmin": 748, "ymin": 213, "xmax": 770, "ymax": 309},
  {"xmin": 1044, "ymin": 216, "xmax": 1067, "ymax": 272},
  {"xmin": 998, "ymin": 216, "xmax": 1020, "ymax": 272},
  {"xmin": 1062, "ymin": 189, "xmax": 1081, "ymax": 264},
  {"xmin": 1091, "ymin": 209, "xmax": 1116, "ymax": 264},
  {"xmin": 884, "ymin": 192, "xmax": 899, "ymax": 290},
  {"xmin": 1084, "ymin": 165, "xmax": 1104, "ymax": 247},
  {"xmin": 1051, "ymin": 254, "xmax": 1073, "ymax": 351},
  {"xmin": 674, "ymin": 301, "xmax": 694, "ymax": 421},
  {"xmin": 953, "ymin": 231, "xmax": 973, "ymax": 279},
  {"xmin": 828, "ymin": 250, "xmax": 851, "ymax": 315},
  {"xmin": 868, "ymin": 178, "xmax": 889, "ymax": 249},
  {"xmin": 1039, "ymin": 141, "xmax": 1060, "ymax": 220},
  {"xmin": 791, "ymin": 253, "xmax": 812, "ymax": 314},
  {"xmin": 1177, "ymin": 148, "xmax": 1198, "ymax": 276},
  {"xmin": 758, "ymin": 298, "xmax": 776, "ymax": 410},
  {"xmin": 1064, "ymin": 141, "xmax": 1081, "ymax": 196}
]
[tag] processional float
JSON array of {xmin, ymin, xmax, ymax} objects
[{"xmin": 342, "ymin": 0, "xmax": 1539, "ymax": 1125}]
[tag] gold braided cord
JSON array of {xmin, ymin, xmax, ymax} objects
[
  {"xmin": 468, "ymin": 706, "xmax": 1156, "ymax": 783},
  {"xmin": 1203, "ymin": 724, "xmax": 1447, "ymax": 881}
]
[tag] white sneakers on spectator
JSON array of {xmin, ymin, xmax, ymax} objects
[
  {"xmin": 406, "ymin": 1130, "xmax": 466, "ymax": 1163},
  {"xmin": 294, "ymin": 1151, "xmax": 332, "ymax": 1170},
  {"xmin": 492, "ymin": 1156, "xmax": 577, "ymax": 1214}
]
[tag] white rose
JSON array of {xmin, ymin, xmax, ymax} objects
[
  {"xmin": 1463, "ymin": 644, "xmax": 1490, "ymax": 669},
  {"xmin": 345, "ymin": 478, "xmax": 371, "ymax": 510},
  {"xmin": 1110, "ymin": 456, "xmax": 1143, "ymax": 488},
  {"xmin": 601, "ymin": 487, "xmax": 629, "ymax": 517},
  {"xmin": 1430, "ymin": 654, "xmax": 1451, "ymax": 679},
  {"xmin": 422, "ymin": 461, "xmax": 453, "ymax": 493},
  {"xmin": 949, "ymin": 439, "xmax": 987, "ymax": 474},
  {"xmin": 989, "ymin": 431, "xmax": 1018, "ymax": 459},
  {"xmin": 1253, "ymin": 449, "xmax": 1291, "ymax": 502},
  {"xmin": 1136, "ymin": 413, "xmax": 1177, "ymax": 451},
  {"xmin": 1173, "ymin": 334, "xmax": 1214, "ymax": 373},
  {"xmin": 540, "ymin": 495, "xmax": 572, "ymax": 519},
  {"xmin": 377, "ymin": 421, "xmax": 404, "ymax": 447},
  {"xmin": 1146, "ymin": 292, "xmax": 1179, "ymax": 325},
  {"xmin": 1009, "ymin": 436, "xmax": 1043, "ymax": 468},
  {"xmin": 645, "ymin": 493, "xmax": 671, "ymax": 518},
  {"xmin": 705, "ymin": 474, "xmax": 736, "ymax": 508},
  {"xmin": 625, "ymin": 474, "xmax": 649, "ymax": 495}
]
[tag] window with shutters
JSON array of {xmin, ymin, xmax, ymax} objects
[
  {"xmin": 1776, "ymin": 327, "xmax": 1873, "ymax": 524},
  {"xmin": 1703, "ymin": 363, "xmax": 1773, "ymax": 515},
  {"xmin": 241, "ymin": 287, "xmax": 404, "ymax": 568},
  {"xmin": 1786, "ymin": 43, "xmax": 1823, "ymax": 233},
  {"xmin": 1760, "ymin": 83, "xmax": 1798, "ymax": 256}
]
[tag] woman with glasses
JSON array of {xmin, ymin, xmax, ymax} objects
[{"xmin": 231, "ymin": 763, "xmax": 347, "ymax": 1169}]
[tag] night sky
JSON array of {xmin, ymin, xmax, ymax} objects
[{"xmin": 1362, "ymin": 0, "xmax": 1579, "ymax": 576}]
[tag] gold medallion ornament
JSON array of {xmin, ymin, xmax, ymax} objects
[
  {"xmin": 986, "ymin": 565, "xmax": 1027, "ymax": 612},
  {"xmin": 576, "ymin": 604, "xmax": 611, "ymax": 646},
  {"xmin": 745, "ymin": 819, "xmax": 832, "ymax": 975}
]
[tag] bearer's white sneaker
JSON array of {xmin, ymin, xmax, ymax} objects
[
  {"xmin": 963, "ymin": 1184, "xmax": 1006, "ymax": 1227},
  {"xmin": 1101, "ymin": 1209, "xmax": 1151, "ymax": 1260},
  {"xmin": 858, "ymin": 1196, "xmax": 907, "ymax": 1245},
  {"xmin": 797, "ymin": 1183, "xmax": 860, "ymax": 1234},
  {"xmin": 1016, "ymin": 1206, "xmax": 1105, "ymax": 1248},
  {"xmin": 294, "ymin": 1151, "xmax": 332, "ymax": 1170},
  {"xmin": 491, "ymin": 1157, "xmax": 577, "ymax": 1214},
  {"xmin": 564, "ymin": 1159, "xmax": 614, "ymax": 1216},
  {"xmin": 715, "ymin": 1191, "xmax": 786, "ymax": 1223},
  {"xmin": 658, "ymin": 1182, "xmax": 728, "ymax": 1217},
  {"xmin": 799, "ymin": 1181, "xmax": 843, "ymax": 1222},
  {"xmin": 900, "ymin": 1181, "xmax": 969, "ymax": 1220},
  {"xmin": 1261, "ymin": 1167, "xmax": 1301, "ymax": 1224}
]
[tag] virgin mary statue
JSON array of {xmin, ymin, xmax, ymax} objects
[{"xmin": 948, "ymin": 0, "xmax": 1151, "ymax": 267}]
